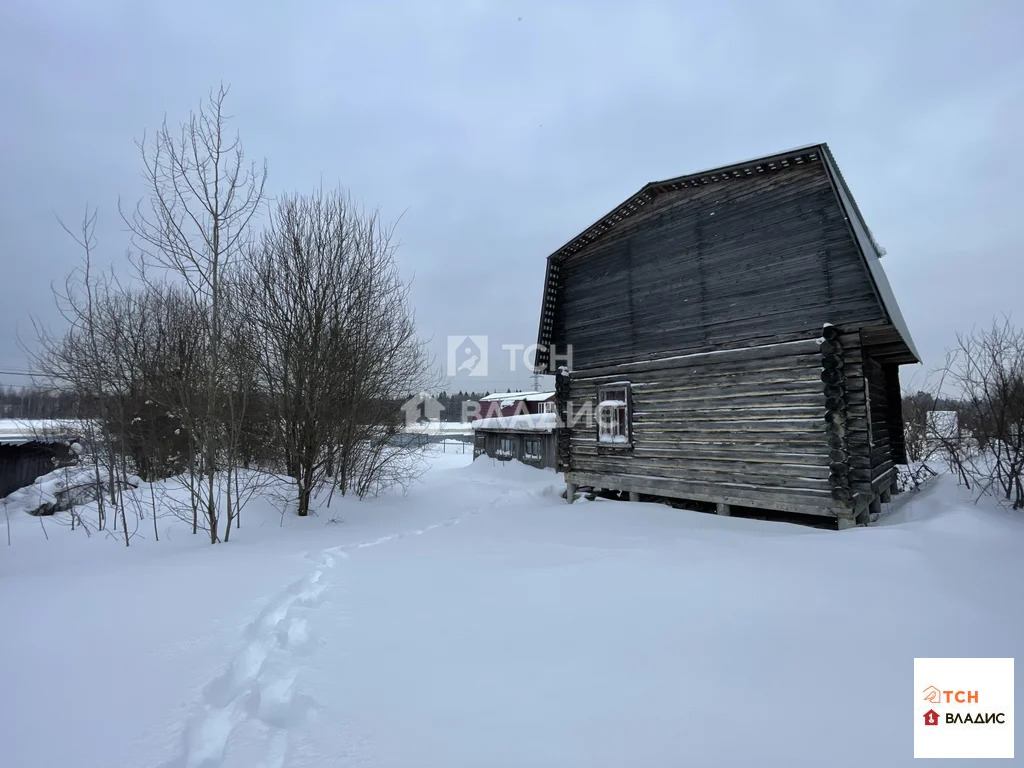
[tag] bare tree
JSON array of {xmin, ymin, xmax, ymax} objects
[
  {"xmin": 241, "ymin": 189, "xmax": 436, "ymax": 515},
  {"xmin": 944, "ymin": 317, "xmax": 1024, "ymax": 509},
  {"xmin": 124, "ymin": 85, "xmax": 267, "ymax": 542},
  {"xmin": 32, "ymin": 89, "xmax": 437, "ymax": 544},
  {"xmin": 32, "ymin": 209, "xmax": 134, "ymax": 544}
]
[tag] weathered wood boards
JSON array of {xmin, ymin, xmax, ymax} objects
[
  {"xmin": 562, "ymin": 337, "xmax": 848, "ymax": 517},
  {"xmin": 538, "ymin": 145, "xmax": 917, "ymax": 524},
  {"xmin": 548, "ymin": 160, "xmax": 892, "ymax": 371}
]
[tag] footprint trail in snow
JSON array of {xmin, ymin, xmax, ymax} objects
[{"xmin": 167, "ymin": 515, "xmax": 469, "ymax": 768}]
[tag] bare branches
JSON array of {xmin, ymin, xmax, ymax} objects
[
  {"xmin": 34, "ymin": 87, "xmax": 438, "ymax": 546},
  {"xmin": 124, "ymin": 86, "xmax": 267, "ymax": 297},
  {"xmin": 119, "ymin": 85, "xmax": 268, "ymax": 543},
  {"xmin": 240, "ymin": 189, "xmax": 437, "ymax": 514},
  {"xmin": 942, "ymin": 317, "xmax": 1024, "ymax": 509}
]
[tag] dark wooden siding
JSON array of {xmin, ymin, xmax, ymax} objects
[
  {"xmin": 553, "ymin": 160, "xmax": 888, "ymax": 369},
  {"xmin": 842, "ymin": 332, "xmax": 898, "ymax": 497},
  {"xmin": 561, "ymin": 338, "xmax": 842, "ymax": 516},
  {"xmin": 0, "ymin": 443, "xmax": 69, "ymax": 498},
  {"xmin": 473, "ymin": 430, "xmax": 557, "ymax": 469},
  {"xmin": 883, "ymin": 364, "xmax": 907, "ymax": 464}
]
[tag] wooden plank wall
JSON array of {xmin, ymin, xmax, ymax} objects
[
  {"xmin": 562, "ymin": 338, "xmax": 844, "ymax": 516},
  {"xmin": 553, "ymin": 161, "xmax": 890, "ymax": 370},
  {"xmin": 837, "ymin": 330, "xmax": 870, "ymax": 497},
  {"xmin": 0, "ymin": 444, "xmax": 63, "ymax": 498},
  {"xmin": 841, "ymin": 332, "xmax": 897, "ymax": 499},
  {"xmin": 473, "ymin": 431, "xmax": 557, "ymax": 469},
  {"xmin": 883, "ymin": 364, "xmax": 907, "ymax": 464},
  {"xmin": 864, "ymin": 355, "xmax": 897, "ymax": 492}
]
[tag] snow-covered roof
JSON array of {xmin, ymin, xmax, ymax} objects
[
  {"xmin": 404, "ymin": 421, "xmax": 474, "ymax": 435},
  {"xmin": 471, "ymin": 413, "xmax": 558, "ymax": 433},
  {"xmin": 478, "ymin": 391, "xmax": 554, "ymax": 403},
  {"xmin": 0, "ymin": 419, "xmax": 80, "ymax": 446},
  {"xmin": 819, "ymin": 145, "xmax": 920, "ymax": 364}
]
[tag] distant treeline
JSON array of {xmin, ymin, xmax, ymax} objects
[
  {"xmin": 0, "ymin": 386, "xmax": 82, "ymax": 420},
  {"xmin": 434, "ymin": 391, "xmax": 488, "ymax": 422}
]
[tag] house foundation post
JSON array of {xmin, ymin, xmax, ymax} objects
[
  {"xmin": 628, "ymin": 491, "xmax": 640, "ymax": 502},
  {"xmin": 565, "ymin": 482, "xmax": 577, "ymax": 504},
  {"xmin": 880, "ymin": 487, "xmax": 892, "ymax": 503},
  {"xmin": 867, "ymin": 496, "xmax": 882, "ymax": 523},
  {"xmin": 716, "ymin": 502, "xmax": 731, "ymax": 516}
]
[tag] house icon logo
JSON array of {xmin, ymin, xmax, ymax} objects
[
  {"xmin": 446, "ymin": 335, "xmax": 488, "ymax": 377},
  {"xmin": 399, "ymin": 394, "xmax": 445, "ymax": 426},
  {"xmin": 923, "ymin": 685, "xmax": 941, "ymax": 704},
  {"xmin": 923, "ymin": 709, "xmax": 940, "ymax": 726}
]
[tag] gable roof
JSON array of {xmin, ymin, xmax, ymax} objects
[
  {"xmin": 534, "ymin": 143, "xmax": 919, "ymax": 370},
  {"xmin": 478, "ymin": 391, "xmax": 554, "ymax": 403}
]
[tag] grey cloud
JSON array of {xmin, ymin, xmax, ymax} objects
[{"xmin": 1, "ymin": 0, "xmax": 1022, "ymax": 393}]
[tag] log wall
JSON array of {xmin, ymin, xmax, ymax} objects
[{"xmin": 562, "ymin": 338, "xmax": 846, "ymax": 517}]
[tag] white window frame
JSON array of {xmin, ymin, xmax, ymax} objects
[
  {"xmin": 597, "ymin": 382, "xmax": 631, "ymax": 447},
  {"xmin": 522, "ymin": 436, "xmax": 542, "ymax": 461},
  {"xmin": 496, "ymin": 435, "xmax": 514, "ymax": 458},
  {"xmin": 541, "ymin": 401, "xmax": 557, "ymax": 414}
]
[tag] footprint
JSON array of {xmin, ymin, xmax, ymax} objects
[
  {"xmin": 279, "ymin": 617, "xmax": 309, "ymax": 650},
  {"xmin": 253, "ymin": 671, "xmax": 297, "ymax": 727},
  {"xmin": 183, "ymin": 704, "xmax": 242, "ymax": 768},
  {"xmin": 204, "ymin": 638, "xmax": 271, "ymax": 708},
  {"xmin": 255, "ymin": 730, "xmax": 288, "ymax": 768}
]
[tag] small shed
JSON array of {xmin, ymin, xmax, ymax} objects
[
  {"xmin": 0, "ymin": 424, "xmax": 80, "ymax": 498},
  {"xmin": 472, "ymin": 413, "xmax": 559, "ymax": 469}
]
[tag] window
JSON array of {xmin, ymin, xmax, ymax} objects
[
  {"xmin": 523, "ymin": 437, "xmax": 542, "ymax": 461},
  {"xmin": 597, "ymin": 383, "xmax": 631, "ymax": 446},
  {"xmin": 541, "ymin": 401, "xmax": 557, "ymax": 414},
  {"xmin": 496, "ymin": 436, "xmax": 514, "ymax": 458}
]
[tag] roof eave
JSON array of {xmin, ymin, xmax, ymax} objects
[{"xmin": 819, "ymin": 146, "xmax": 922, "ymax": 364}]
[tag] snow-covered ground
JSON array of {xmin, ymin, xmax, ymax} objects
[{"xmin": 1, "ymin": 451, "xmax": 1021, "ymax": 767}]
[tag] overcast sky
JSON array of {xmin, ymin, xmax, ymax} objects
[{"xmin": 1, "ymin": 0, "xmax": 1022, "ymax": 395}]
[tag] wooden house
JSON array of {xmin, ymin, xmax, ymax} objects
[
  {"xmin": 472, "ymin": 413, "xmax": 558, "ymax": 469},
  {"xmin": 474, "ymin": 391, "xmax": 557, "ymax": 420},
  {"xmin": 533, "ymin": 144, "xmax": 919, "ymax": 528}
]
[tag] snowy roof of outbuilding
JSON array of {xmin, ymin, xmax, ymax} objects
[
  {"xmin": 478, "ymin": 391, "xmax": 554, "ymax": 403},
  {"xmin": 471, "ymin": 413, "xmax": 558, "ymax": 433},
  {"xmin": 0, "ymin": 419, "xmax": 80, "ymax": 446}
]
